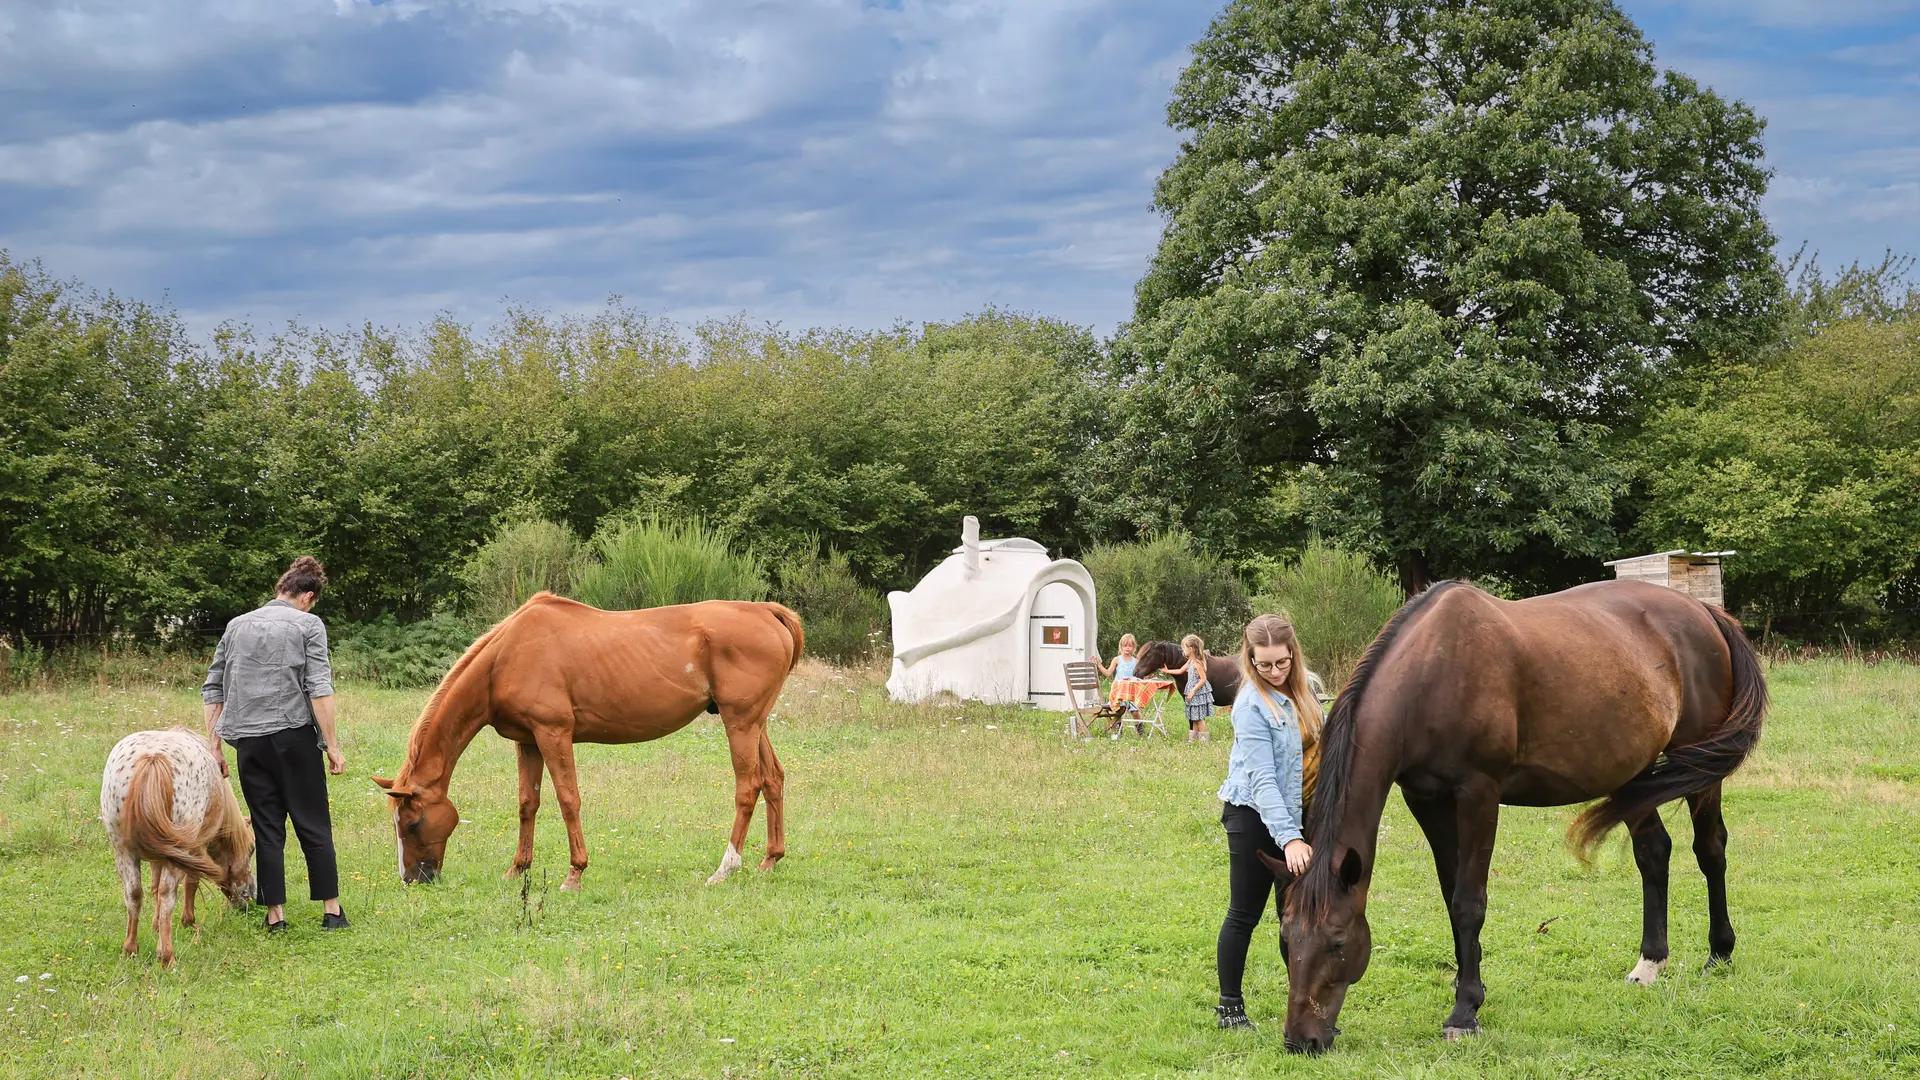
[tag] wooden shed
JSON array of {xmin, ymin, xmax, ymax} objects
[{"xmin": 1603, "ymin": 550, "xmax": 1733, "ymax": 607}]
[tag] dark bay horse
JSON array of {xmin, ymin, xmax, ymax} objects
[
  {"xmin": 1270, "ymin": 580, "xmax": 1765, "ymax": 1053},
  {"xmin": 1132, "ymin": 640, "xmax": 1243, "ymax": 706},
  {"xmin": 373, "ymin": 593, "xmax": 803, "ymax": 890}
]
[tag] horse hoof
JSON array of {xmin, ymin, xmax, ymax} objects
[
  {"xmin": 560, "ymin": 874, "xmax": 583, "ymax": 892},
  {"xmin": 503, "ymin": 865, "xmax": 528, "ymax": 881},
  {"xmin": 1625, "ymin": 957, "xmax": 1668, "ymax": 985},
  {"xmin": 755, "ymin": 857, "xmax": 782, "ymax": 872},
  {"xmin": 1703, "ymin": 955, "xmax": 1733, "ymax": 974},
  {"xmin": 1443, "ymin": 1024, "xmax": 1478, "ymax": 1042}
]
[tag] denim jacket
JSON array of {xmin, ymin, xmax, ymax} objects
[{"xmin": 1216, "ymin": 685, "xmax": 1305, "ymax": 848}]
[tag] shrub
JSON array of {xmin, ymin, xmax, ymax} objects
[
  {"xmin": 1251, "ymin": 541, "xmax": 1404, "ymax": 689},
  {"xmin": 575, "ymin": 515, "xmax": 769, "ymax": 611},
  {"xmin": 1081, "ymin": 532, "xmax": 1249, "ymax": 656},
  {"xmin": 460, "ymin": 518, "xmax": 590, "ymax": 620},
  {"xmin": 0, "ymin": 640, "xmax": 47, "ymax": 693},
  {"xmin": 774, "ymin": 547, "xmax": 888, "ymax": 664},
  {"xmin": 330, "ymin": 613, "xmax": 485, "ymax": 689}
]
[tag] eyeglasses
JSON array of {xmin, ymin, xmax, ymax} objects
[{"xmin": 1251, "ymin": 658, "xmax": 1293, "ymax": 672}]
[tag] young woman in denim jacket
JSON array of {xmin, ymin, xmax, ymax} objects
[{"xmin": 1213, "ymin": 613, "xmax": 1324, "ymax": 1030}]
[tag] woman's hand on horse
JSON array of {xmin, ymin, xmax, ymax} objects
[{"xmin": 1284, "ymin": 839, "xmax": 1313, "ymax": 876}]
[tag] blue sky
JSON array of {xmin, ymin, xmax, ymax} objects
[{"xmin": 1, "ymin": 1, "xmax": 1916, "ymax": 337}]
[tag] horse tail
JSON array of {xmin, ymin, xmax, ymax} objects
[
  {"xmin": 764, "ymin": 603, "xmax": 805, "ymax": 671},
  {"xmin": 122, "ymin": 754, "xmax": 221, "ymax": 880},
  {"xmin": 1570, "ymin": 604, "xmax": 1768, "ymax": 860}
]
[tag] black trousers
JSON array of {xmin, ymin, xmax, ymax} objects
[
  {"xmin": 231, "ymin": 725, "xmax": 339, "ymax": 907},
  {"xmin": 1217, "ymin": 801, "xmax": 1295, "ymax": 1002}
]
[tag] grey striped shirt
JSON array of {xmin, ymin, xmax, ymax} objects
[{"xmin": 202, "ymin": 600, "xmax": 335, "ymax": 741}]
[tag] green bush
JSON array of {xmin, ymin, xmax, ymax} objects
[
  {"xmin": 1251, "ymin": 541, "xmax": 1405, "ymax": 689},
  {"xmin": 0, "ymin": 641, "xmax": 45, "ymax": 692},
  {"xmin": 1081, "ymin": 532, "xmax": 1248, "ymax": 656},
  {"xmin": 330, "ymin": 613, "xmax": 485, "ymax": 689},
  {"xmin": 459, "ymin": 518, "xmax": 590, "ymax": 620},
  {"xmin": 1633, "ymin": 315, "xmax": 1920, "ymax": 629},
  {"xmin": 774, "ymin": 547, "xmax": 887, "ymax": 664},
  {"xmin": 575, "ymin": 515, "xmax": 768, "ymax": 611}
]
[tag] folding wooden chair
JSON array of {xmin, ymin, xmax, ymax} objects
[{"xmin": 1061, "ymin": 661, "xmax": 1107, "ymax": 739}]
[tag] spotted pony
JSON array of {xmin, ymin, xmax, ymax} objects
[{"xmin": 101, "ymin": 729, "xmax": 255, "ymax": 967}]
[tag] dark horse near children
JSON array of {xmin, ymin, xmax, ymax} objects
[
  {"xmin": 1132, "ymin": 640, "xmax": 1242, "ymax": 706},
  {"xmin": 1267, "ymin": 580, "xmax": 1766, "ymax": 1054}
]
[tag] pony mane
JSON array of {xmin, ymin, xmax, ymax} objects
[
  {"xmin": 1295, "ymin": 580, "xmax": 1466, "ymax": 916},
  {"xmin": 210, "ymin": 772, "xmax": 252, "ymax": 877}
]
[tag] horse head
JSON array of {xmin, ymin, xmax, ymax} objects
[
  {"xmin": 212, "ymin": 824, "xmax": 257, "ymax": 909},
  {"xmin": 1130, "ymin": 640, "xmax": 1181, "ymax": 680},
  {"xmin": 372, "ymin": 776, "xmax": 460, "ymax": 884},
  {"xmin": 209, "ymin": 784, "xmax": 256, "ymax": 908},
  {"xmin": 1263, "ymin": 845, "xmax": 1372, "ymax": 1054}
]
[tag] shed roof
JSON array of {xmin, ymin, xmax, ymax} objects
[{"xmin": 1603, "ymin": 549, "xmax": 1735, "ymax": 566}]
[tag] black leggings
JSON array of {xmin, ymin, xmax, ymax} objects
[
  {"xmin": 232, "ymin": 726, "xmax": 339, "ymax": 907},
  {"xmin": 1217, "ymin": 801, "xmax": 1295, "ymax": 1002}
]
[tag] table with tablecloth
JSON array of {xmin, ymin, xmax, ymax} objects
[{"xmin": 1109, "ymin": 677, "xmax": 1176, "ymax": 713}]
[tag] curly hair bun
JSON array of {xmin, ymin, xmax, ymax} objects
[{"xmin": 276, "ymin": 556, "xmax": 328, "ymax": 598}]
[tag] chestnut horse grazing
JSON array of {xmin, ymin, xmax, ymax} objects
[
  {"xmin": 1271, "ymin": 580, "xmax": 1766, "ymax": 1054},
  {"xmin": 101, "ymin": 730, "xmax": 256, "ymax": 967},
  {"xmin": 372, "ymin": 593, "xmax": 803, "ymax": 890}
]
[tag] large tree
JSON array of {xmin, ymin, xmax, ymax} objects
[{"xmin": 1106, "ymin": 0, "xmax": 1781, "ymax": 592}]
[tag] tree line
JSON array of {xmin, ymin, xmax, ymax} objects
[{"xmin": 3, "ymin": 0, "xmax": 1916, "ymax": 649}]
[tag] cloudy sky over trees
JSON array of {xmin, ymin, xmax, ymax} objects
[{"xmin": 2, "ymin": 0, "xmax": 1916, "ymax": 335}]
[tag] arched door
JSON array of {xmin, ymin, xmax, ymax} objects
[{"xmin": 1027, "ymin": 580, "xmax": 1087, "ymax": 706}]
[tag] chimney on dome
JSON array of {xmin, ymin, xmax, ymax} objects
[{"xmin": 962, "ymin": 516, "xmax": 981, "ymax": 579}]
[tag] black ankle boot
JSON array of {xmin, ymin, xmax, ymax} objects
[{"xmin": 1216, "ymin": 998, "xmax": 1255, "ymax": 1031}]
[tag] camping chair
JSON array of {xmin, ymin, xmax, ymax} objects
[{"xmin": 1061, "ymin": 661, "xmax": 1109, "ymax": 739}]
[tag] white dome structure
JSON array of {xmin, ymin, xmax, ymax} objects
[{"xmin": 886, "ymin": 516, "xmax": 1098, "ymax": 708}]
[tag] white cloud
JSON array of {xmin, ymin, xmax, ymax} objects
[
  {"xmin": 1674, "ymin": 0, "xmax": 1920, "ymax": 29},
  {"xmin": 0, "ymin": 1, "xmax": 1217, "ymax": 334},
  {"xmin": 6, "ymin": 0, "xmax": 1918, "ymax": 336}
]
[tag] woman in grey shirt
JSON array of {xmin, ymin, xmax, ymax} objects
[{"xmin": 202, "ymin": 556, "xmax": 349, "ymax": 932}]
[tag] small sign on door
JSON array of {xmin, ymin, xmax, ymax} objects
[{"xmin": 1041, "ymin": 625, "xmax": 1070, "ymax": 646}]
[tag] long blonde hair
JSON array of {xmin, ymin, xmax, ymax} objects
[{"xmin": 1239, "ymin": 613, "xmax": 1323, "ymax": 744}]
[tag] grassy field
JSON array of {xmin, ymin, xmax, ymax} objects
[{"xmin": 0, "ymin": 659, "xmax": 1916, "ymax": 1079}]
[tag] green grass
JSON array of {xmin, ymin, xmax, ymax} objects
[{"xmin": 1, "ymin": 659, "xmax": 1917, "ymax": 1079}]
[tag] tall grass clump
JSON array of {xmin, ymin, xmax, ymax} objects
[
  {"xmin": 331, "ymin": 613, "xmax": 486, "ymax": 688},
  {"xmin": 774, "ymin": 547, "xmax": 888, "ymax": 664},
  {"xmin": 1081, "ymin": 532, "xmax": 1248, "ymax": 656},
  {"xmin": 575, "ymin": 516, "xmax": 769, "ymax": 611},
  {"xmin": 1252, "ymin": 540, "xmax": 1404, "ymax": 688},
  {"xmin": 460, "ymin": 518, "xmax": 590, "ymax": 620}
]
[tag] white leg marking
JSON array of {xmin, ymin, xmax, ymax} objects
[
  {"xmin": 706, "ymin": 843, "xmax": 743, "ymax": 885},
  {"xmin": 1626, "ymin": 956, "xmax": 1668, "ymax": 985}
]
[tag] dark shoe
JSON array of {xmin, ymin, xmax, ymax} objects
[
  {"xmin": 1216, "ymin": 999, "xmax": 1255, "ymax": 1031},
  {"xmin": 321, "ymin": 910, "xmax": 350, "ymax": 930},
  {"xmin": 264, "ymin": 919, "xmax": 289, "ymax": 934}
]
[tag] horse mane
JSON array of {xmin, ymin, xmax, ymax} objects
[
  {"xmin": 208, "ymin": 768, "xmax": 253, "ymax": 880},
  {"xmin": 1136, "ymin": 640, "xmax": 1176, "ymax": 666},
  {"xmin": 397, "ymin": 602, "xmax": 516, "ymax": 775},
  {"xmin": 1295, "ymin": 580, "xmax": 1467, "ymax": 916}
]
